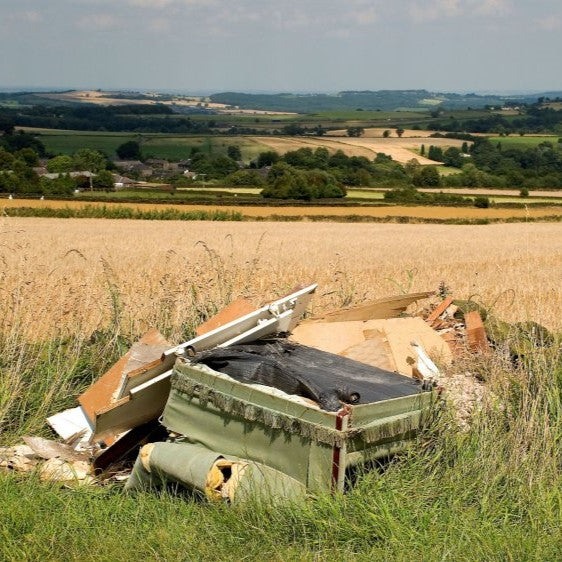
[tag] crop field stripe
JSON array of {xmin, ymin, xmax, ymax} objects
[{"xmin": 2, "ymin": 199, "xmax": 562, "ymax": 221}]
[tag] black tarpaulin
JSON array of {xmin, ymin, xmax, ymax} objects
[{"xmin": 192, "ymin": 340, "xmax": 422, "ymax": 412}]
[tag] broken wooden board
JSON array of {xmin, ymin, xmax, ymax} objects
[
  {"xmin": 91, "ymin": 370, "xmax": 173, "ymax": 442},
  {"xmin": 93, "ymin": 419, "xmax": 168, "ymax": 474},
  {"xmin": 291, "ymin": 317, "xmax": 452, "ymax": 377},
  {"xmin": 464, "ymin": 311, "xmax": 489, "ymax": 353},
  {"xmin": 308, "ymin": 291, "xmax": 434, "ymax": 323},
  {"xmin": 441, "ymin": 331, "xmax": 462, "ymax": 355},
  {"xmin": 78, "ymin": 329, "xmax": 171, "ymax": 428},
  {"xmin": 196, "ymin": 298, "xmax": 255, "ymax": 337},
  {"xmin": 426, "ymin": 296, "xmax": 454, "ymax": 326}
]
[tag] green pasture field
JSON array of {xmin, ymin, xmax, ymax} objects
[
  {"xmin": 29, "ymin": 129, "xmax": 270, "ymax": 162},
  {"xmin": 29, "ymin": 129, "xmax": 136, "ymax": 156},
  {"xmin": 73, "ymin": 188, "xmax": 261, "ymax": 201},
  {"xmin": 488, "ymin": 135, "xmax": 561, "ymax": 148}
]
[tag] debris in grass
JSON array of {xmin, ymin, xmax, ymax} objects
[{"xmin": 10, "ymin": 284, "xmax": 551, "ymax": 497}]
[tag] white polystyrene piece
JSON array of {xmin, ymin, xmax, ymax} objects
[
  {"xmin": 46, "ymin": 406, "xmax": 93, "ymax": 447},
  {"xmin": 411, "ymin": 341, "xmax": 440, "ymax": 381}
]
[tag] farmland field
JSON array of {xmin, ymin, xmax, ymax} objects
[
  {"xmin": 487, "ymin": 135, "xmax": 561, "ymax": 148},
  {"xmin": 27, "ymin": 129, "xmax": 271, "ymax": 161},
  {"xmin": 185, "ymin": 186, "xmax": 562, "ymax": 204},
  {"xmin": 1, "ymin": 216, "xmax": 561, "ymax": 561},
  {"xmin": 250, "ymin": 135, "xmax": 463, "ymax": 164},
  {"xmin": 25, "ymin": 127, "xmax": 463, "ymax": 164},
  {"xmin": 3, "ymin": 197, "xmax": 562, "ymax": 220},
  {"xmin": 2, "ymin": 218, "xmax": 561, "ymax": 338}
]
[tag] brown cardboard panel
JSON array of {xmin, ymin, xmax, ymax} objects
[
  {"xmin": 196, "ymin": 298, "xmax": 255, "ymax": 337},
  {"xmin": 78, "ymin": 352, "xmax": 131, "ymax": 426},
  {"xmin": 290, "ymin": 321, "xmax": 368, "ymax": 354}
]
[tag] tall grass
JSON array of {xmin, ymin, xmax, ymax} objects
[
  {"xmin": 3, "ymin": 205, "xmax": 244, "ymax": 221},
  {"xmin": 0, "ymin": 335, "xmax": 560, "ymax": 560}
]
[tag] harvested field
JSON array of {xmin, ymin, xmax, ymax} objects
[
  {"xmin": 251, "ymin": 135, "xmax": 464, "ymax": 164},
  {"xmin": 2, "ymin": 198, "xmax": 562, "ymax": 220},
  {"xmin": 329, "ymin": 128, "xmax": 439, "ymax": 138},
  {"xmin": 417, "ymin": 188, "xmax": 562, "ymax": 198},
  {"xmin": 2, "ymin": 218, "xmax": 561, "ymax": 341}
]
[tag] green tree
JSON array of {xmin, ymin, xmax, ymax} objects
[
  {"xmin": 40, "ymin": 174, "xmax": 76, "ymax": 196},
  {"xmin": 0, "ymin": 149, "xmax": 15, "ymax": 171},
  {"xmin": 14, "ymin": 148, "xmax": 39, "ymax": 167},
  {"xmin": 227, "ymin": 145, "xmax": 242, "ymax": 160},
  {"xmin": 0, "ymin": 171, "xmax": 21, "ymax": 193},
  {"xmin": 420, "ymin": 144, "xmax": 425, "ymax": 157},
  {"xmin": 46, "ymin": 155, "xmax": 73, "ymax": 173},
  {"xmin": 413, "ymin": 165, "xmax": 441, "ymax": 187},
  {"xmin": 347, "ymin": 127, "xmax": 365, "ymax": 137},
  {"xmin": 116, "ymin": 141, "xmax": 142, "ymax": 160},
  {"xmin": 428, "ymin": 145, "xmax": 444, "ymax": 162},
  {"xmin": 211, "ymin": 155, "xmax": 239, "ymax": 178},
  {"xmin": 443, "ymin": 147, "xmax": 463, "ymax": 168},
  {"xmin": 73, "ymin": 149, "xmax": 106, "ymax": 173},
  {"xmin": 256, "ymin": 151, "xmax": 280, "ymax": 168},
  {"xmin": 396, "ymin": 127, "xmax": 405, "ymax": 138},
  {"xmin": 405, "ymin": 158, "xmax": 421, "ymax": 176},
  {"xmin": 93, "ymin": 170, "xmax": 115, "ymax": 191},
  {"xmin": 73, "ymin": 149, "xmax": 107, "ymax": 191},
  {"xmin": 262, "ymin": 163, "xmax": 311, "ymax": 200},
  {"xmin": 305, "ymin": 169, "xmax": 346, "ymax": 198},
  {"xmin": 382, "ymin": 130, "xmax": 390, "ymax": 138},
  {"xmin": 225, "ymin": 170, "xmax": 264, "ymax": 187}
]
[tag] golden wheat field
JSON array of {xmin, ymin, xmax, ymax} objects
[
  {"xmin": 251, "ymin": 135, "xmax": 465, "ymax": 164},
  {"xmin": 1, "ymin": 218, "xmax": 561, "ymax": 344},
  {"xmin": 3, "ymin": 198, "xmax": 562, "ymax": 220}
]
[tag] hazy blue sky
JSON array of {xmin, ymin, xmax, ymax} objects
[{"xmin": 1, "ymin": 0, "xmax": 561, "ymax": 93}]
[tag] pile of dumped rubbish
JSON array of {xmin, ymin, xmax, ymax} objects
[{"xmin": 2, "ymin": 284, "xmax": 552, "ymax": 502}]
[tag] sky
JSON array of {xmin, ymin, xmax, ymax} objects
[{"xmin": 1, "ymin": 0, "xmax": 562, "ymax": 94}]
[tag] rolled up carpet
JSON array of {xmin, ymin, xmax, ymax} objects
[{"xmin": 125, "ymin": 441, "xmax": 306, "ymax": 503}]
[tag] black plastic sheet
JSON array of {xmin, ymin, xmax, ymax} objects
[{"xmin": 193, "ymin": 340, "xmax": 422, "ymax": 411}]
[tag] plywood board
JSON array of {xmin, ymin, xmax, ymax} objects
[
  {"xmin": 340, "ymin": 332, "xmax": 396, "ymax": 372},
  {"xmin": 313, "ymin": 292, "xmax": 434, "ymax": 323},
  {"xmin": 92, "ymin": 371, "xmax": 172, "ymax": 441},
  {"xmin": 464, "ymin": 311, "xmax": 489, "ymax": 353},
  {"xmin": 291, "ymin": 317, "xmax": 451, "ymax": 376},
  {"xmin": 78, "ymin": 329, "xmax": 170, "ymax": 425}
]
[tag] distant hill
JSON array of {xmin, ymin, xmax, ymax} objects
[
  {"xmin": 209, "ymin": 90, "xmax": 562, "ymax": 113},
  {"xmin": 2, "ymin": 88, "xmax": 562, "ymax": 114}
]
